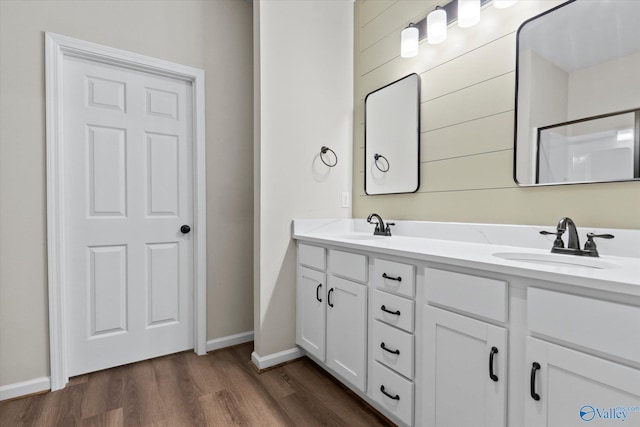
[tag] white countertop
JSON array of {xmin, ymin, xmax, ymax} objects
[{"xmin": 292, "ymin": 219, "xmax": 640, "ymax": 296}]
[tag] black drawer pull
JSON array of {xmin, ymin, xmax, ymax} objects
[
  {"xmin": 489, "ymin": 347, "xmax": 499, "ymax": 382},
  {"xmin": 316, "ymin": 284, "xmax": 322, "ymax": 302},
  {"xmin": 382, "ymin": 273, "xmax": 402, "ymax": 282},
  {"xmin": 381, "ymin": 305, "xmax": 401, "ymax": 316},
  {"xmin": 380, "ymin": 342, "xmax": 400, "ymax": 355},
  {"xmin": 380, "ymin": 385, "xmax": 400, "ymax": 401},
  {"xmin": 530, "ymin": 362, "xmax": 541, "ymax": 401},
  {"xmin": 327, "ymin": 288, "xmax": 334, "ymax": 307}
]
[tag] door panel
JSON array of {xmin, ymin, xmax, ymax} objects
[
  {"xmin": 296, "ymin": 266, "xmax": 326, "ymax": 361},
  {"xmin": 423, "ymin": 306, "xmax": 507, "ymax": 427},
  {"xmin": 327, "ymin": 275, "xmax": 367, "ymax": 392},
  {"xmin": 147, "ymin": 243, "xmax": 180, "ymax": 326},
  {"xmin": 64, "ymin": 56, "xmax": 194, "ymax": 376},
  {"xmin": 146, "ymin": 132, "xmax": 179, "ymax": 216},
  {"xmin": 89, "ymin": 245, "xmax": 127, "ymax": 335},
  {"xmin": 87, "ymin": 126, "xmax": 127, "ymax": 216},
  {"xmin": 525, "ymin": 337, "xmax": 640, "ymax": 427}
]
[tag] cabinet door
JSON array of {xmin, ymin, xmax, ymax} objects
[
  {"xmin": 296, "ymin": 266, "xmax": 326, "ymax": 361},
  {"xmin": 326, "ymin": 275, "xmax": 367, "ymax": 392},
  {"xmin": 422, "ymin": 306, "xmax": 507, "ymax": 427},
  {"xmin": 525, "ymin": 337, "xmax": 640, "ymax": 427}
]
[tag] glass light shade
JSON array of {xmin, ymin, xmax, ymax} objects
[
  {"xmin": 427, "ymin": 8, "xmax": 447, "ymax": 45},
  {"xmin": 401, "ymin": 25, "xmax": 419, "ymax": 58},
  {"xmin": 617, "ymin": 129, "xmax": 634, "ymax": 142},
  {"xmin": 458, "ymin": 0, "xmax": 481, "ymax": 28},
  {"xmin": 493, "ymin": 0, "xmax": 517, "ymax": 8}
]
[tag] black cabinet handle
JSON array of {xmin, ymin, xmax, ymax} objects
[
  {"xmin": 380, "ymin": 342, "xmax": 400, "ymax": 355},
  {"xmin": 380, "ymin": 305, "xmax": 401, "ymax": 316},
  {"xmin": 382, "ymin": 273, "xmax": 402, "ymax": 282},
  {"xmin": 489, "ymin": 347, "xmax": 499, "ymax": 382},
  {"xmin": 327, "ymin": 288, "xmax": 334, "ymax": 307},
  {"xmin": 380, "ymin": 385, "xmax": 400, "ymax": 401},
  {"xmin": 530, "ymin": 362, "xmax": 541, "ymax": 401},
  {"xmin": 316, "ymin": 284, "xmax": 322, "ymax": 302},
  {"xmin": 180, "ymin": 225, "xmax": 191, "ymax": 234}
]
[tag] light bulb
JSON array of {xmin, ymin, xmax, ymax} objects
[
  {"xmin": 493, "ymin": 0, "xmax": 517, "ymax": 8},
  {"xmin": 401, "ymin": 25, "xmax": 419, "ymax": 58},
  {"xmin": 458, "ymin": 0, "xmax": 480, "ymax": 28},
  {"xmin": 617, "ymin": 129, "xmax": 634, "ymax": 142},
  {"xmin": 427, "ymin": 7, "xmax": 447, "ymax": 45}
]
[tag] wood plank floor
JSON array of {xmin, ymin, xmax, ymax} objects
[{"xmin": 0, "ymin": 342, "xmax": 395, "ymax": 426}]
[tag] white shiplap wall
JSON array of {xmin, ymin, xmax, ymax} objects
[{"xmin": 353, "ymin": 0, "xmax": 640, "ymax": 229}]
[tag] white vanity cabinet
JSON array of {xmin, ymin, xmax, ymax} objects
[
  {"xmin": 524, "ymin": 287, "xmax": 640, "ymax": 427},
  {"xmin": 422, "ymin": 268, "xmax": 508, "ymax": 427},
  {"xmin": 295, "ymin": 244, "xmax": 368, "ymax": 392},
  {"xmin": 293, "ymin": 223, "xmax": 640, "ymax": 427}
]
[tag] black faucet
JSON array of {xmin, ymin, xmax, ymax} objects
[
  {"xmin": 540, "ymin": 217, "xmax": 614, "ymax": 257},
  {"xmin": 367, "ymin": 213, "xmax": 394, "ymax": 236},
  {"xmin": 557, "ymin": 217, "xmax": 581, "ymax": 250}
]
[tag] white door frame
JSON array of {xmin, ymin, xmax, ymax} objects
[{"xmin": 45, "ymin": 32, "xmax": 207, "ymax": 391}]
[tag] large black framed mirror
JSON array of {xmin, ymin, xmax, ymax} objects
[
  {"xmin": 364, "ymin": 73, "xmax": 420, "ymax": 195},
  {"xmin": 514, "ymin": 0, "xmax": 640, "ymax": 186}
]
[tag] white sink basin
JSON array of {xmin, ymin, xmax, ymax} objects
[
  {"xmin": 493, "ymin": 252, "xmax": 618, "ymax": 269},
  {"xmin": 331, "ymin": 233, "xmax": 388, "ymax": 241}
]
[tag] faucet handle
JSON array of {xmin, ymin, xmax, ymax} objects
[
  {"xmin": 385, "ymin": 222, "xmax": 395, "ymax": 236},
  {"xmin": 540, "ymin": 230, "xmax": 564, "ymax": 248},
  {"xmin": 584, "ymin": 233, "xmax": 614, "ymax": 256}
]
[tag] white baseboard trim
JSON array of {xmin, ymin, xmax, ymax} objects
[
  {"xmin": 0, "ymin": 377, "xmax": 50, "ymax": 401},
  {"xmin": 251, "ymin": 347, "xmax": 302, "ymax": 370},
  {"xmin": 206, "ymin": 331, "xmax": 254, "ymax": 352}
]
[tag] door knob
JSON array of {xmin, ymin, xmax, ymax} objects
[{"xmin": 180, "ymin": 225, "xmax": 191, "ymax": 234}]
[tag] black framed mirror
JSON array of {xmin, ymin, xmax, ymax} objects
[
  {"xmin": 364, "ymin": 73, "xmax": 420, "ymax": 195},
  {"xmin": 514, "ymin": 0, "xmax": 640, "ymax": 186}
]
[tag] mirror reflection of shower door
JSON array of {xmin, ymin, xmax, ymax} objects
[{"xmin": 536, "ymin": 110, "xmax": 639, "ymax": 184}]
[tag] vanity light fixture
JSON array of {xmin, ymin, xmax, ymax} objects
[
  {"xmin": 401, "ymin": 24, "xmax": 419, "ymax": 58},
  {"xmin": 399, "ymin": 0, "xmax": 513, "ymax": 58},
  {"xmin": 427, "ymin": 6, "xmax": 447, "ymax": 45},
  {"xmin": 493, "ymin": 0, "xmax": 517, "ymax": 8},
  {"xmin": 458, "ymin": 0, "xmax": 481, "ymax": 28},
  {"xmin": 617, "ymin": 129, "xmax": 634, "ymax": 142}
]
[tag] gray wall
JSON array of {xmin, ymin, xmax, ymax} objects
[{"xmin": 0, "ymin": 0, "xmax": 254, "ymax": 387}]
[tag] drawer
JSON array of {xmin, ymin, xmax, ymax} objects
[
  {"xmin": 373, "ymin": 289, "xmax": 415, "ymax": 333},
  {"xmin": 425, "ymin": 267, "xmax": 507, "ymax": 322},
  {"xmin": 329, "ymin": 249, "xmax": 367, "ymax": 283},
  {"xmin": 298, "ymin": 243, "xmax": 325, "ymax": 271},
  {"xmin": 528, "ymin": 288, "xmax": 640, "ymax": 363},
  {"xmin": 373, "ymin": 258, "xmax": 416, "ymax": 298},
  {"xmin": 370, "ymin": 361, "xmax": 414, "ymax": 426},
  {"xmin": 372, "ymin": 320, "xmax": 414, "ymax": 379}
]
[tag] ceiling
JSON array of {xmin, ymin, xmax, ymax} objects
[{"xmin": 519, "ymin": 0, "xmax": 640, "ymax": 73}]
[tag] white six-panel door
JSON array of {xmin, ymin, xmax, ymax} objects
[{"xmin": 63, "ymin": 55, "xmax": 194, "ymax": 376}]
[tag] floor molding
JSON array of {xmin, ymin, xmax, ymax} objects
[
  {"xmin": 251, "ymin": 347, "xmax": 302, "ymax": 371},
  {"xmin": 0, "ymin": 377, "xmax": 50, "ymax": 401},
  {"xmin": 206, "ymin": 331, "xmax": 254, "ymax": 352}
]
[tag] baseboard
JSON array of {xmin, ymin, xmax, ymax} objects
[
  {"xmin": 251, "ymin": 347, "xmax": 302, "ymax": 370},
  {"xmin": 0, "ymin": 333, "xmax": 254, "ymax": 402},
  {"xmin": 206, "ymin": 331, "xmax": 254, "ymax": 352},
  {"xmin": 0, "ymin": 377, "xmax": 50, "ymax": 401}
]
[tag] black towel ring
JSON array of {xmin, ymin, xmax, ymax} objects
[
  {"xmin": 320, "ymin": 146, "xmax": 338, "ymax": 167},
  {"xmin": 374, "ymin": 153, "xmax": 390, "ymax": 172}
]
